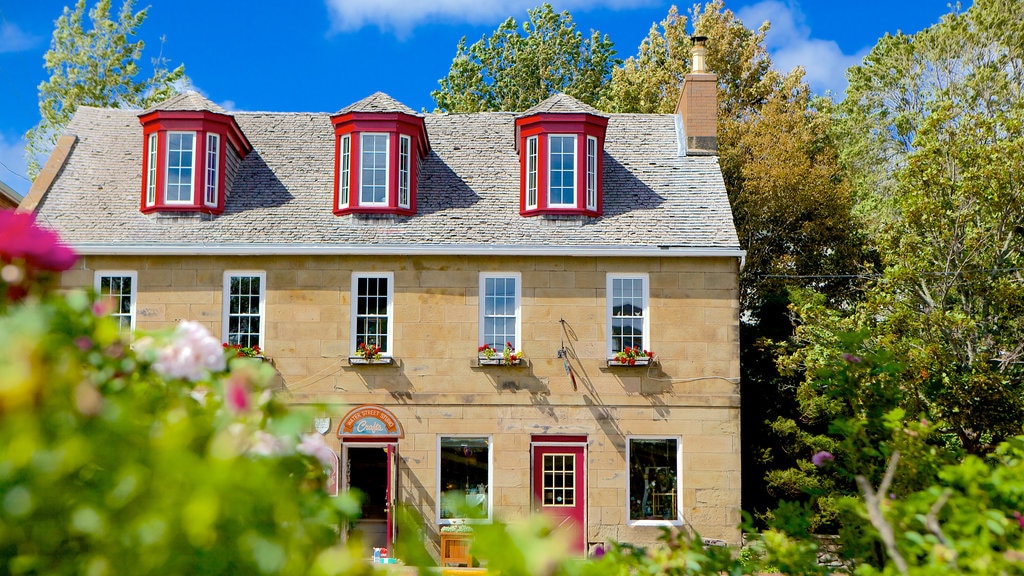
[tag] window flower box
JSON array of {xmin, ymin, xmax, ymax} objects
[
  {"xmin": 478, "ymin": 356, "xmax": 522, "ymax": 366},
  {"xmin": 347, "ymin": 356, "xmax": 394, "ymax": 366},
  {"xmin": 607, "ymin": 347, "xmax": 654, "ymax": 367},
  {"xmin": 349, "ymin": 342, "xmax": 392, "ymax": 365},
  {"xmin": 477, "ymin": 343, "xmax": 523, "ymax": 366}
]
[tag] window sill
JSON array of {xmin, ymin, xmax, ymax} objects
[
  {"xmin": 606, "ymin": 357, "xmax": 653, "ymax": 367},
  {"xmin": 477, "ymin": 357, "xmax": 523, "ymax": 367},
  {"xmin": 347, "ymin": 356, "xmax": 395, "ymax": 366}
]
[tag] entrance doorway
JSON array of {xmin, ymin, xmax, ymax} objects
[
  {"xmin": 343, "ymin": 443, "xmax": 398, "ymax": 550},
  {"xmin": 531, "ymin": 438, "xmax": 587, "ymax": 553}
]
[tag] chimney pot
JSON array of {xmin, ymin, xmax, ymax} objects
[{"xmin": 690, "ymin": 35, "xmax": 708, "ymax": 74}]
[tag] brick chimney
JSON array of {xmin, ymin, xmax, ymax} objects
[{"xmin": 675, "ymin": 36, "xmax": 717, "ymax": 154}]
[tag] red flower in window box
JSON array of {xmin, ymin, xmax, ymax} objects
[
  {"xmin": 223, "ymin": 342, "xmax": 263, "ymax": 358},
  {"xmin": 356, "ymin": 342, "xmax": 382, "ymax": 361},
  {"xmin": 612, "ymin": 347, "xmax": 654, "ymax": 366}
]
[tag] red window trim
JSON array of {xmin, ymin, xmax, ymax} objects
[
  {"xmin": 138, "ymin": 110, "xmax": 251, "ymax": 215},
  {"xmin": 330, "ymin": 112, "xmax": 428, "ymax": 217},
  {"xmin": 516, "ymin": 113, "xmax": 608, "ymax": 218}
]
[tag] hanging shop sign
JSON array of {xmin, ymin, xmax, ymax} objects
[{"xmin": 338, "ymin": 404, "xmax": 404, "ymax": 438}]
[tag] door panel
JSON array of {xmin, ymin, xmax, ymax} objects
[{"xmin": 532, "ymin": 444, "xmax": 586, "ymax": 553}]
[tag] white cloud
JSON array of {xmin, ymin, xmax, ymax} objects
[
  {"xmin": 0, "ymin": 133, "xmax": 31, "ymax": 198},
  {"xmin": 0, "ymin": 21, "xmax": 42, "ymax": 53},
  {"xmin": 324, "ymin": 0, "xmax": 655, "ymax": 35},
  {"xmin": 736, "ymin": 0, "xmax": 867, "ymax": 98}
]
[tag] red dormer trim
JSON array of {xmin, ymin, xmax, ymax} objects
[
  {"xmin": 515, "ymin": 113, "xmax": 608, "ymax": 218},
  {"xmin": 138, "ymin": 110, "xmax": 252, "ymax": 215},
  {"xmin": 330, "ymin": 112, "xmax": 429, "ymax": 217}
]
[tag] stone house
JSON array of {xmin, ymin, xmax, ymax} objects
[{"xmin": 23, "ymin": 40, "xmax": 742, "ymax": 561}]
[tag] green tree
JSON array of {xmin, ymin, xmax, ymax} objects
[
  {"xmin": 785, "ymin": 0, "xmax": 1024, "ymax": 456},
  {"xmin": 25, "ymin": 0, "xmax": 187, "ymax": 177},
  {"xmin": 602, "ymin": 2, "xmax": 873, "ymax": 524},
  {"xmin": 431, "ymin": 3, "xmax": 617, "ymax": 112}
]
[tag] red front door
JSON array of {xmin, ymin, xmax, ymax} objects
[{"xmin": 532, "ymin": 442, "xmax": 586, "ymax": 553}]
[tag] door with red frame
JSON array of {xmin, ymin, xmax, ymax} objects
[
  {"xmin": 532, "ymin": 442, "xmax": 586, "ymax": 553},
  {"xmin": 343, "ymin": 442, "xmax": 399, "ymax": 552}
]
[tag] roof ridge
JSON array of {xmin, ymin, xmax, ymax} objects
[{"xmin": 334, "ymin": 92, "xmax": 419, "ymax": 115}]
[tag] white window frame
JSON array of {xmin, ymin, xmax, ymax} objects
[
  {"xmin": 625, "ymin": 436, "xmax": 682, "ymax": 526},
  {"xmin": 398, "ymin": 134, "xmax": 411, "ymax": 209},
  {"xmin": 526, "ymin": 135, "xmax": 538, "ymax": 209},
  {"xmin": 94, "ymin": 270, "xmax": 137, "ymax": 333},
  {"xmin": 338, "ymin": 134, "xmax": 351, "ymax": 208},
  {"xmin": 586, "ymin": 135, "xmax": 598, "ymax": 211},
  {"xmin": 436, "ymin": 434, "xmax": 494, "ymax": 524},
  {"xmin": 351, "ymin": 271, "xmax": 394, "ymax": 356},
  {"xmin": 359, "ymin": 133, "xmax": 390, "ymax": 206},
  {"xmin": 478, "ymin": 272, "xmax": 522, "ymax": 352},
  {"xmin": 547, "ymin": 134, "xmax": 577, "ymax": 208},
  {"xmin": 204, "ymin": 133, "xmax": 220, "ymax": 208},
  {"xmin": 222, "ymin": 271, "xmax": 266, "ymax": 348},
  {"xmin": 164, "ymin": 131, "xmax": 196, "ymax": 204},
  {"xmin": 606, "ymin": 273, "xmax": 650, "ymax": 358},
  {"xmin": 145, "ymin": 133, "xmax": 157, "ymax": 206}
]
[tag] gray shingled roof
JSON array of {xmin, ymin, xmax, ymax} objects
[
  {"xmin": 335, "ymin": 92, "xmax": 419, "ymax": 116},
  {"xmin": 141, "ymin": 91, "xmax": 227, "ymax": 114},
  {"xmin": 520, "ymin": 93, "xmax": 607, "ymax": 117},
  {"xmin": 34, "ymin": 102, "xmax": 739, "ymax": 253}
]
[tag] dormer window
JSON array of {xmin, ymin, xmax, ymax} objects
[
  {"xmin": 137, "ymin": 92, "xmax": 251, "ymax": 215},
  {"xmin": 331, "ymin": 93, "xmax": 429, "ymax": 217},
  {"xmin": 516, "ymin": 94, "xmax": 608, "ymax": 218}
]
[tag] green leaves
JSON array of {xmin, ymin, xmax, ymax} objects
[
  {"xmin": 432, "ymin": 4, "xmax": 617, "ymax": 112},
  {"xmin": 26, "ymin": 0, "xmax": 188, "ymax": 177}
]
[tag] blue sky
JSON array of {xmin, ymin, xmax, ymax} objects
[{"xmin": 0, "ymin": 0, "xmax": 961, "ymax": 197}]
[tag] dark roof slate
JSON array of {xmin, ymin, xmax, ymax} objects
[{"xmin": 34, "ymin": 104, "xmax": 739, "ymax": 252}]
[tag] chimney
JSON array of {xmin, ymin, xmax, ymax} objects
[{"xmin": 675, "ymin": 36, "xmax": 717, "ymax": 154}]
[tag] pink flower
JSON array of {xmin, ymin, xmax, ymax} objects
[
  {"xmin": 1013, "ymin": 511, "xmax": 1024, "ymax": 529},
  {"xmin": 143, "ymin": 321, "xmax": 226, "ymax": 381},
  {"xmin": 0, "ymin": 209, "xmax": 78, "ymax": 271},
  {"xmin": 297, "ymin": 432, "xmax": 336, "ymax": 467},
  {"xmin": 812, "ymin": 451, "xmax": 834, "ymax": 467},
  {"xmin": 225, "ymin": 377, "xmax": 250, "ymax": 413},
  {"xmin": 75, "ymin": 336, "xmax": 92, "ymax": 351},
  {"xmin": 842, "ymin": 353, "xmax": 862, "ymax": 363}
]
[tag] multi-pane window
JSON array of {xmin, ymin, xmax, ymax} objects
[
  {"xmin": 146, "ymin": 134, "xmax": 157, "ymax": 206},
  {"xmin": 542, "ymin": 453, "xmax": 576, "ymax": 507},
  {"xmin": 352, "ymin": 272, "xmax": 393, "ymax": 354},
  {"xmin": 398, "ymin": 135, "xmax": 411, "ymax": 209},
  {"xmin": 360, "ymin": 133, "xmax": 389, "ymax": 205},
  {"xmin": 204, "ymin": 133, "xmax": 219, "ymax": 207},
  {"xmin": 526, "ymin": 136, "xmax": 538, "ymax": 209},
  {"xmin": 95, "ymin": 271, "xmax": 137, "ymax": 333},
  {"xmin": 439, "ymin": 436, "xmax": 491, "ymax": 521},
  {"xmin": 548, "ymin": 134, "xmax": 576, "ymax": 206},
  {"xmin": 627, "ymin": 438, "xmax": 680, "ymax": 522},
  {"xmin": 479, "ymin": 273, "xmax": 520, "ymax": 352},
  {"xmin": 338, "ymin": 135, "xmax": 351, "ymax": 207},
  {"xmin": 608, "ymin": 274, "xmax": 649, "ymax": 355},
  {"xmin": 223, "ymin": 272, "xmax": 265, "ymax": 349},
  {"xmin": 586, "ymin": 136, "xmax": 598, "ymax": 211},
  {"xmin": 165, "ymin": 132, "xmax": 195, "ymax": 203}
]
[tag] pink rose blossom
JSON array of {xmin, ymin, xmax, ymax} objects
[
  {"xmin": 0, "ymin": 209, "xmax": 78, "ymax": 271},
  {"xmin": 297, "ymin": 432, "xmax": 336, "ymax": 468},
  {"xmin": 143, "ymin": 321, "xmax": 226, "ymax": 381}
]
